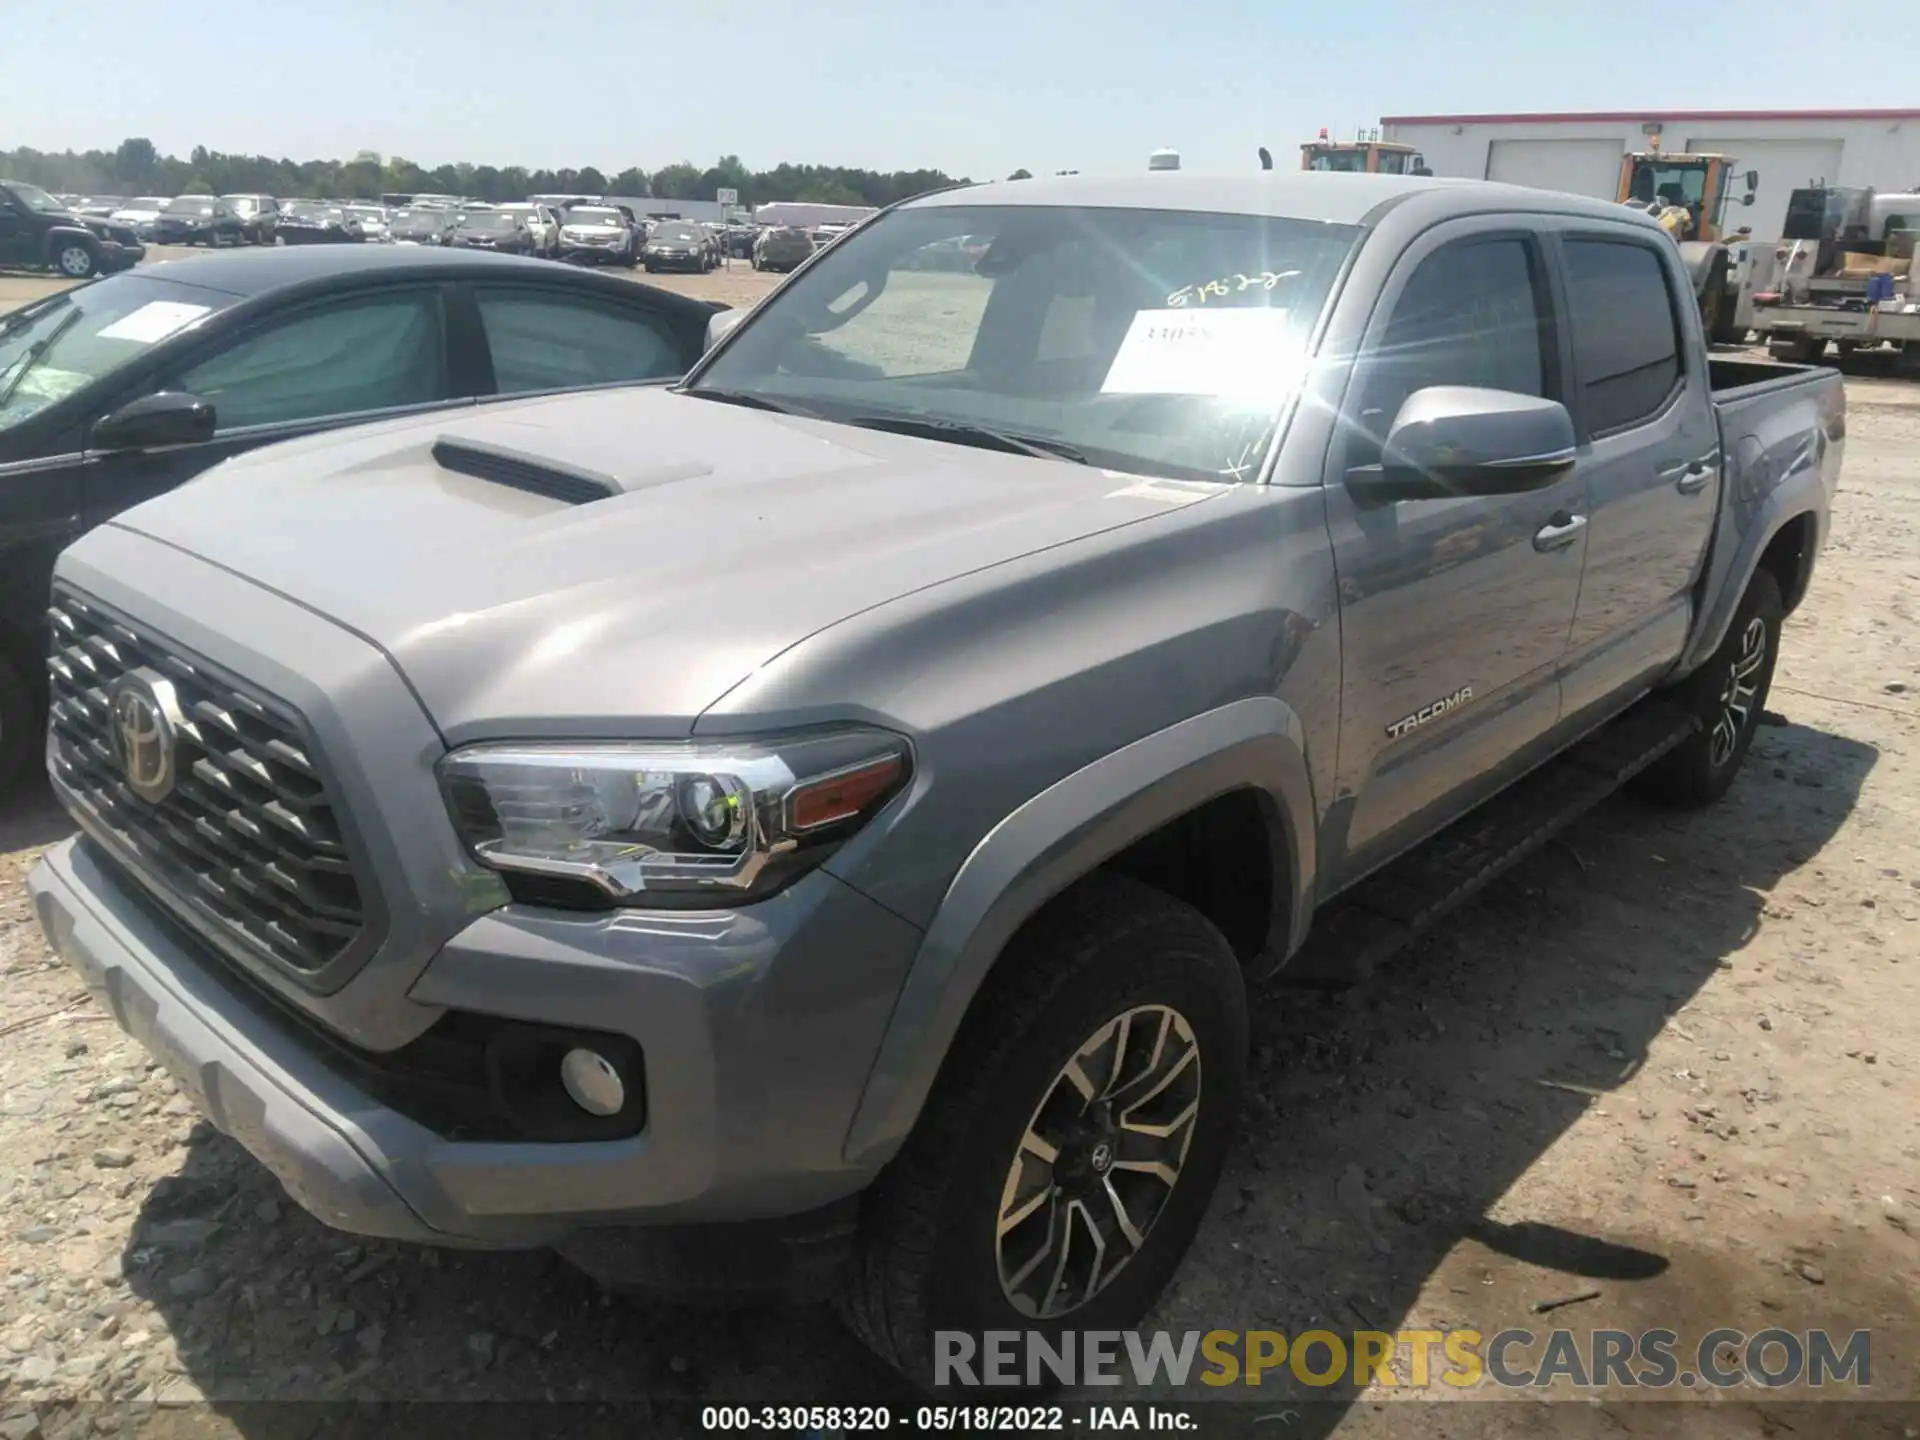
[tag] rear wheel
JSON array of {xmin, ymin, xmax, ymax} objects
[
  {"xmin": 837, "ymin": 873, "xmax": 1248, "ymax": 1388},
  {"xmin": 1634, "ymin": 570, "xmax": 1783, "ymax": 808}
]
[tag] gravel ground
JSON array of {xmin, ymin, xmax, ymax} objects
[{"xmin": 1, "ymin": 252, "xmax": 1917, "ymax": 1438}]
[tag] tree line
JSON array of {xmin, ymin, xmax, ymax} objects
[{"xmin": 0, "ymin": 137, "xmax": 970, "ymax": 208}]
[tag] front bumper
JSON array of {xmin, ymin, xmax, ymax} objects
[
  {"xmin": 99, "ymin": 239, "xmax": 145, "ymax": 269},
  {"xmin": 563, "ymin": 242, "xmax": 630, "ymax": 263},
  {"xmin": 31, "ymin": 829, "xmax": 921, "ymax": 1246},
  {"xmin": 644, "ymin": 251, "xmax": 704, "ymax": 271}
]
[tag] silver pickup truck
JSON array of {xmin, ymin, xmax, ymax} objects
[{"xmin": 28, "ymin": 170, "xmax": 1842, "ymax": 1385}]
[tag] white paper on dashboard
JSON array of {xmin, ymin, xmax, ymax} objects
[
  {"xmin": 96, "ymin": 301, "xmax": 213, "ymax": 344},
  {"xmin": 1101, "ymin": 306, "xmax": 1293, "ymax": 396}
]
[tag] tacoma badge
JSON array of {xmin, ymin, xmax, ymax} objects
[{"xmin": 1386, "ymin": 686, "xmax": 1473, "ymax": 740}]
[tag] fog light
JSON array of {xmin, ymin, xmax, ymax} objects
[{"xmin": 559, "ymin": 1048, "xmax": 625, "ymax": 1116}]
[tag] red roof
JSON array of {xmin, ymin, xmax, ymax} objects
[{"xmin": 1381, "ymin": 108, "xmax": 1920, "ymax": 126}]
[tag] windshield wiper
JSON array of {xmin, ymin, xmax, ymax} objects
[
  {"xmin": 0, "ymin": 292, "xmax": 70, "ymax": 338},
  {"xmin": 842, "ymin": 414, "xmax": 1089, "ymax": 465},
  {"xmin": 0, "ymin": 305, "xmax": 84, "ymax": 410},
  {"xmin": 685, "ymin": 387, "xmax": 819, "ymax": 417}
]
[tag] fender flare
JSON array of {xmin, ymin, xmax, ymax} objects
[
  {"xmin": 1676, "ymin": 470, "xmax": 1826, "ymax": 677},
  {"xmin": 840, "ymin": 696, "xmax": 1317, "ymax": 1168},
  {"xmin": 42, "ymin": 225, "xmax": 100, "ymax": 258}
]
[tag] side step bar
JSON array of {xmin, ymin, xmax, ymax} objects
[{"xmin": 1275, "ymin": 699, "xmax": 1700, "ymax": 988}]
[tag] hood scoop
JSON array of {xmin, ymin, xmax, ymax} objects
[{"xmin": 430, "ymin": 438, "xmax": 619, "ymax": 505}]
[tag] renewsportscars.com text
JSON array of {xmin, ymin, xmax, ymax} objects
[{"xmin": 935, "ymin": 1327, "xmax": 1872, "ymax": 1390}]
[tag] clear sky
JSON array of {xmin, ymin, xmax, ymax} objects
[{"xmin": 4, "ymin": 0, "xmax": 1917, "ymax": 178}]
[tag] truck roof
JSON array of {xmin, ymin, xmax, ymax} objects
[{"xmin": 903, "ymin": 170, "xmax": 1666, "ymax": 231}]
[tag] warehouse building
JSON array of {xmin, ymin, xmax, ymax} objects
[{"xmin": 1379, "ymin": 108, "xmax": 1920, "ymax": 240}]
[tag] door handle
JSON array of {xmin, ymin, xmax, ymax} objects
[
  {"xmin": 1676, "ymin": 459, "xmax": 1714, "ymax": 495},
  {"xmin": 1533, "ymin": 513, "xmax": 1588, "ymax": 552}
]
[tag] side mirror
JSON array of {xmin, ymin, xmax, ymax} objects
[
  {"xmin": 705, "ymin": 308, "xmax": 745, "ymax": 350},
  {"xmin": 1348, "ymin": 386, "xmax": 1576, "ymax": 503},
  {"xmin": 90, "ymin": 391, "xmax": 216, "ymax": 451},
  {"xmin": 1745, "ymin": 169, "xmax": 1759, "ymax": 191}
]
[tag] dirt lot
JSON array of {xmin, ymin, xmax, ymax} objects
[{"xmin": 1, "ymin": 250, "xmax": 1917, "ymax": 1438}]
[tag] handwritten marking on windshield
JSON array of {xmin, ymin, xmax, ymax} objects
[{"xmin": 1167, "ymin": 271, "xmax": 1302, "ymax": 307}]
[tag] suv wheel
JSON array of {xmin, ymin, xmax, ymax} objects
[
  {"xmin": 53, "ymin": 241, "xmax": 99, "ymax": 278},
  {"xmin": 838, "ymin": 873, "xmax": 1248, "ymax": 1388},
  {"xmin": 1634, "ymin": 569, "xmax": 1783, "ymax": 808}
]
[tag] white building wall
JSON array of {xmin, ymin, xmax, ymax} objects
[{"xmin": 1381, "ymin": 113, "xmax": 1920, "ymax": 239}]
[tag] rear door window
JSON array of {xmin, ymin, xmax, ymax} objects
[
  {"xmin": 475, "ymin": 287, "xmax": 686, "ymax": 395},
  {"xmin": 1562, "ymin": 239, "xmax": 1685, "ymax": 435}
]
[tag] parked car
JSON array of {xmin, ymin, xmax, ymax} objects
[
  {"xmin": 20, "ymin": 172, "xmax": 1842, "ymax": 1384},
  {"xmin": 0, "ymin": 180, "xmax": 145, "ymax": 278},
  {"xmin": 0, "ymin": 244, "xmax": 726, "ymax": 786},
  {"xmin": 558, "ymin": 205, "xmax": 637, "ymax": 266},
  {"xmin": 151, "ymin": 196, "xmax": 249, "ymax": 248},
  {"xmin": 108, "ymin": 197, "xmax": 173, "ymax": 243},
  {"xmin": 223, "ymin": 194, "xmax": 282, "ymax": 245},
  {"xmin": 723, "ymin": 222, "xmax": 757, "ymax": 259},
  {"xmin": 273, "ymin": 203, "xmax": 365, "ymax": 245},
  {"xmin": 642, "ymin": 219, "xmax": 713, "ymax": 273},
  {"xmin": 345, "ymin": 204, "xmax": 391, "ymax": 243},
  {"xmin": 388, "ymin": 207, "xmax": 457, "ymax": 246},
  {"xmin": 751, "ymin": 224, "xmax": 813, "ymax": 273},
  {"xmin": 497, "ymin": 203, "xmax": 561, "ymax": 258},
  {"xmin": 451, "ymin": 210, "xmax": 536, "ymax": 256},
  {"xmin": 72, "ymin": 197, "xmax": 126, "ymax": 219}
]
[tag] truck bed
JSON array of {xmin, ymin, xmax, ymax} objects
[{"xmin": 1707, "ymin": 354, "xmax": 1830, "ymax": 395}]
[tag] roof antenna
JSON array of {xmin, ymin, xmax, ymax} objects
[{"xmin": 1258, "ymin": 146, "xmax": 1273, "ymax": 171}]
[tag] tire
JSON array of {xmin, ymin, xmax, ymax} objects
[
  {"xmin": 837, "ymin": 872, "xmax": 1249, "ymax": 1390},
  {"xmin": 1634, "ymin": 569, "xmax": 1783, "ymax": 809},
  {"xmin": 0, "ymin": 648, "xmax": 38, "ymax": 796},
  {"xmin": 52, "ymin": 240, "xmax": 99, "ymax": 279},
  {"xmin": 643, "ymin": 261, "xmax": 657, "ymax": 273}
]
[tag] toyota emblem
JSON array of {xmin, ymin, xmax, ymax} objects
[{"xmin": 109, "ymin": 672, "xmax": 182, "ymax": 804}]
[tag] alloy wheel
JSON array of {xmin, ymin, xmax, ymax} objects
[
  {"xmin": 995, "ymin": 1005, "xmax": 1202, "ymax": 1318},
  {"xmin": 1710, "ymin": 616, "xmax": 1768, "ymax": 768},
  {"xmin": 57, "ymin": 246, "xmax": 93, "ymax": 277}
]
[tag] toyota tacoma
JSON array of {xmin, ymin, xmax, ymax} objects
[{"xmin": 29, "ymin": 170, "xmax": 1842, "ymax": 1386}]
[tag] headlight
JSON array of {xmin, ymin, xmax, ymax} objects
[{"xmin": 438, "ymin": 729, "xmax": 910, "ymax": 908}]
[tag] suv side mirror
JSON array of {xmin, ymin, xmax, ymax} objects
[
  {"xmin": 1745, "ymin": 169, "xmax": 1760, "ymax": 191},
  {"xmin": 91, "ymin": 391, "xmax": 216, "ymax": 451},
  {"xmin": 705, "ymin": 309, "xmax": 745, "ymax": 350},
  {"xmin": 1348, "ymin": 386, "xmax": 1576, "ymax": 503}
]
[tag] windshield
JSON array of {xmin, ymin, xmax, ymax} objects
[
  {"xmin": 347, "ymin": 207, "xmax": 384, "ymax": 222},
  {"xmin": 7, "ymin": 183, "xmax": 67, "ymax": 214},
  {"xmin": 0, "ymin": 275, "xmax": 234, "ymax": 431},
  {"xmin": 652, "ymin": 223, "xmax": 699, "ymax": 242},
  {"xmin": 462, "ymin": 213, "xmax": 516, "ymax": 230},
  {"xmin": 692, "ymin": 203, "xmax": 1359, "ymax": 484},
  {"xmin": 164, "ymin": 198, "xmax": 216, "ymax": 215},
  {"xmin": 1632, "ymin": 162, "xmax": 1709, "ymax": 208},
  {"xmin": 568, "ymin": 208, "xmax": 622, "ymax": 225},
  {"xmin": 392, "ymin": 210, "xmax": 440, "ymax": 228},
  {"xmin": 1303, "ymin": 149, "xmax": 1369, "ymax": 174},
  {"xmin": 123, "ymin": 197, "xmax": 169, "ymax": 211},
  {"xmin": 289, "ymin": 204, "xmax": 340, "ymax": 220}
]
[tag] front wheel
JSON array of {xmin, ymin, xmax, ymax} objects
[
  {"xmin": 1634, "ymin": 569, "xmax": 1783, "ymax": 808},
  {"xmin": 838, "ymin": 873, "xmax": 1248, "ymax": 1388},
  {"xmin": 53, "ymin": 241, "xmax": 99, "ymax": 278}
]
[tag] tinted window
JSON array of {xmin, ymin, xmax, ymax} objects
[
  {"xmin": 1351, "ymin": 237, "xmax": 1550, "ymax": 455},
  {"xmin": 1563, "ymin": 240, "xmax": 1683, "ymax": 434},
  {"xmin": 475, "ymin": 289, "xmax": 682, "ymax": 395},
  {"xmin": 177, "ymin": 293, "xmax": 445, "ymax": 430}
]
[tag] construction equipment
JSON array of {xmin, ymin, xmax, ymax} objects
[
  {"xmin": 1299, "ymin": 128, "xmax": 1431, "ymax": 176},
  {"xmin": 1614, "ymin": 140, "xmax": 1757, "ymax": 343},
  {"xmin": 1753, "ymin": 184, "xmax": 1920, "ymax": 367}
]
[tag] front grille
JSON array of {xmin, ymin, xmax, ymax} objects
[{"xmin": 46, "ymin": 589, "xmax": 369, "ymax": 978}]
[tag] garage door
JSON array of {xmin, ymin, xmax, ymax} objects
[
  {"xmin": 1688, "ymin": 138, "xmax": 1845, "ymax": 241},
  {"xmin": 1485, "ymin": 139, "xmax": 1626, "ymax": 200}
]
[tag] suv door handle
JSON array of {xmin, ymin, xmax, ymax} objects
[
  {"xmin": 1676, "ymin": 459, "xmax": 1714, "ymax": 495},
  {"xmin": 1533, "ymin": 513, "xmax": 1588, "ymax": 552}
]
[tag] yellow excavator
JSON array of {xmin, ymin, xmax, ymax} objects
[{"xmin": 1615, "ymin": 144, "xmax": 1757, "ymax": 343}]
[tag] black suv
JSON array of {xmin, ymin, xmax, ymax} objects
[{"xmin": 0, "ymin": 180, "xmax": 145, "ymax": 278}]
